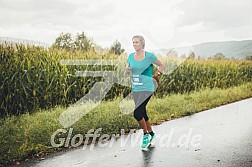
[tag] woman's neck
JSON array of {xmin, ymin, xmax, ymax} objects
[{"xmin": 135, "ymin": 49, "xmax": 144, "ymax": 55}]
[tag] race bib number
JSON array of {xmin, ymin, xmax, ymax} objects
[{"xmin": 132, "ymin": 75, "xmax": 143, "ymax": 85}]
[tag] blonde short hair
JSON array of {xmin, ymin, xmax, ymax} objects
[{"xmin": 132, "ymin": 35, "xmax": 145, "ymax": 49}]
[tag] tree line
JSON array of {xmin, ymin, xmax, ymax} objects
[{"xmin": 52, "ymin": 32, "xmax": 125, "ymax": 55}]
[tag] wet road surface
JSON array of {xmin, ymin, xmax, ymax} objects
[{"xmin": 12, "ymin": 98, "xmax": 252, "ymax": 167}]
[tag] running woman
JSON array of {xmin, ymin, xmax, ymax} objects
[{"xmin": 125, "ymin": 35, "xmax": 164, "ymax": 149}]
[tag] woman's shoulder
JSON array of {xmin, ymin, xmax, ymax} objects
[
  {"xmin": 145, "ymin": 51, "xmax": 156, "ymax": 56},
  {"xmin": 128, "ymin": 52, "xmax": 134, "ymax": 57},
  {"xmin": 145, "ymin": 51, "xmax": 157, "ymax": 62},
  {"xmin": 128, "ymin": 52, "xmax": 135, "ymax": 58},
  {"xmin": 127, "ymin": 53, "xmax": 134, "ymax": 62},
  {"xmin": 145, "ymin": 51, "xmax": 157, "ymax": 58}
]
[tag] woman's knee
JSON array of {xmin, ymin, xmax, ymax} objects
[
  {"xmin": 143, "ymin": 114, "xmax": 149, "ymax": 122},
  {"xmin": 134, "ymin": 110, "xmax": 143, "ymax": 121}
]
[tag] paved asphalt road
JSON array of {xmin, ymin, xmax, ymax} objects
[{"xmin": 12, "ymin": 98, "xmax": 252, "ymax": 167}]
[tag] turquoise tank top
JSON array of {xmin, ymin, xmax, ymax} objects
[{"xmin": 127, "ymin": 51, "xmax": 158, "ymax": 92}]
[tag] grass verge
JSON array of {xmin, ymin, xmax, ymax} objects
[{"xmin": 0, "ymin": 82, "xmax": 252, "ymax": 166}]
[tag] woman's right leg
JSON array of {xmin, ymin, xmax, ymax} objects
[
  {"xmin": 133, "ymin": 92, "xmax": 152, "ymax": 134},
  {"xmin": 133, "ymin": 92, "xmax": 147, "ymax": 133},
  {"xmin": 146, "ymin": 121, "xmax": 153, "ymax": 133},
  {"xmin": 138, "ymin": 118, "xmax": 148, "ymax": 134},
  {"xmin": 133, "ymin": 91, "xmax": 155, "ymax": 148},
  {"xmin": 140, "ymin": 93, "xmax": 155, "ymax": 135}
]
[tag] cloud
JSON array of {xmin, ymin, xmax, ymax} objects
[
  {"xmin": 0, "ymin": 0, "xmax": 251, "ymax": 49},
  {"xmin": 177, "ymin": 0, "xmax": 252, "ymax": 29}
]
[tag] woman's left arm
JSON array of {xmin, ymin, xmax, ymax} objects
[{"xmin": 154, "ymin": 59, "xmax": 165, "ymax": 74}]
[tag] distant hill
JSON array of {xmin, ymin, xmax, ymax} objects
[
  {"xmin": 156, "ymin": 40, "xmax": 252, "ymax": 59},
  {"xmin": 0, "ymin": 37, "xmax": 50, "ymax": 48}
]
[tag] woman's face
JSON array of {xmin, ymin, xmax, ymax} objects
[{"xmin": 132, "ymin": 38, "xmax": 142, "ymax": 51}]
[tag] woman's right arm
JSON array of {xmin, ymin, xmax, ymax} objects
[{"xmin": 125, "ymin": 64, "xmax": 131, "ymax": 74}]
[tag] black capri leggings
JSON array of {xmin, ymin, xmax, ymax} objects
[{"xmin": 133, "ymin": 91, "xmax": 153, "ymax": 121}]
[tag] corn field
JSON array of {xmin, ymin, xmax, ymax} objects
[{"xmin": 1, "ymin": 43, "xmax": 252, "ymax": 117}]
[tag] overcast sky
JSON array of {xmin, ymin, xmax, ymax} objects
[{"xmin": 0, "ymin": 0, "xmax": 251, "ymax": 52}]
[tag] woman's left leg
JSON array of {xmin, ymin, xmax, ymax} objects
[
  {"xmin": 133, "ymin": 91, "xmax": 153, "ymax": 133},
  {"xmin": 138, "ymin": 92, "xmax": 153, "ymax": 133}
]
